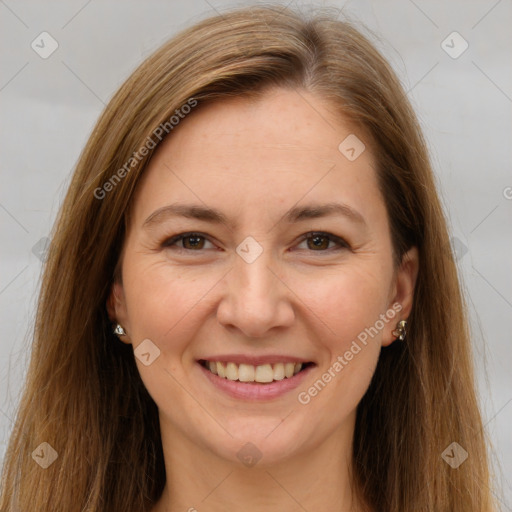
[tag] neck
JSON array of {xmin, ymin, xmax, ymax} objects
[{"xmin": 152, "ymin": 414, "xmax": 367, "ymax": 512}]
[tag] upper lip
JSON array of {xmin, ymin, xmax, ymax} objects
[{"xmin": 198, "ymin": 355, "xmax": 314, "ymax": 366}]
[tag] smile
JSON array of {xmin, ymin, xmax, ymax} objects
[{"xmin": 199, "ymin": 360, "xmax": 312, "ymax": 383}]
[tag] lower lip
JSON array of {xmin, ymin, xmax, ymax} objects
[{"xmin": 197, "ymin": 362, "xmax": 315, "ymax": 401}]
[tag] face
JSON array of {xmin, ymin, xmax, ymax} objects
[{"xmin": 108, "ymin": 87, "xmax": 418, "ymax": 467}]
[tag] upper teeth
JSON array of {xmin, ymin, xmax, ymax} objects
[{"xmin": 206, "ymin": 361, "xmax": 303, "ymax": 383}]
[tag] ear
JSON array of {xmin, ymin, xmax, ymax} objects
[
  {"xmin": 107, "ymin": 280, "xmax": 131, "ymax": 344},
  {"xmin": 382, "ymin": 246, "xmax": 419, "ymax": 346}
]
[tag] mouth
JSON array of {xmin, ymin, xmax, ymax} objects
[{"xmin": 198, "ymin": 359, "xmax": 315, "ymax": 384}]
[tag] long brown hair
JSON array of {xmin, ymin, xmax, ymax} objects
[{"xmin": 0, "ymin": 5, "xmax": 495, "ymax": 511}]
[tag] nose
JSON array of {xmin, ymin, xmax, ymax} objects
[{"xmin": 216, "ymin": 248, "xmax": 295, "ymax": 338}]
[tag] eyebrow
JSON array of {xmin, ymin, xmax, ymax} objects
[{"xmin": 142, "ymin": 201, "xmax": 367, "ymax": 230}]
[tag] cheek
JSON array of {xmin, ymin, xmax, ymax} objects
[
  {"xmin": 295, "ymin": 280, "xmax": 385, "ymax": 422},
  {"xmin": 293, "ymin": 263, "xmax": 389, "ymax": 403},
  {"xmin": 302, "ymin": 262, "xmax": 391, "ymax": 345},
  {"xmin": 122, "ymin": 258, "xmax": 223, "ymax": 348},
  {"xmin": 124, "ymin": 251, "xmax": 392, "ymax": 350}
]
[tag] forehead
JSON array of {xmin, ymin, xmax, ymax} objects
[{"xmin": 130, "ymin": 88, "xmax": 385, "ymax": 230}]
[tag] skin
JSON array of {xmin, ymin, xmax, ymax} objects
[{"xmin": 108, "ymin": 87, "xmax": 418, "ymax": 512}]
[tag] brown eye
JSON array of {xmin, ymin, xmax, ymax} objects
[
  {"xmin": 162, "ymin": 233, "xmax": 215, "ymax": 251},
  {"xmin": 307, "ymin": 234, "xmax": 330, "ymax": 250},
  {"xmin": 182, "ymin": 235, "xmax": 205, "ymax": 250},
  {"xmin": 296, "ymin": 232, "xmax": 350, "ymax": 252}
]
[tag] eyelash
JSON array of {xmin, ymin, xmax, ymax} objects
[{"xmin": 161, "ymin": 231, "xmax": 350, "ymax": 254}]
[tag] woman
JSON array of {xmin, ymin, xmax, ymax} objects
[{"xmin": 0, "ymin": 5, "xmax": 495, "ymax": 511}]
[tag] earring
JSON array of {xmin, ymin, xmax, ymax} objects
[
  {"xmin": 392, "ymin": 320, "xmax": 407, "ymax": 341},
  {"xmin": 113, "ymin": 323, "xmax": 127, "ymax": 337}
]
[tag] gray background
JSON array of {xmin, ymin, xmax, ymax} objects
[{"xmin": 1, "ymin": 0, "xmax": 511, "ymax": 508}]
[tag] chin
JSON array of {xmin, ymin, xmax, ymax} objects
[{"xmin": 201, "ymin": 416, "xmax": 312, "ymax": 469}]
